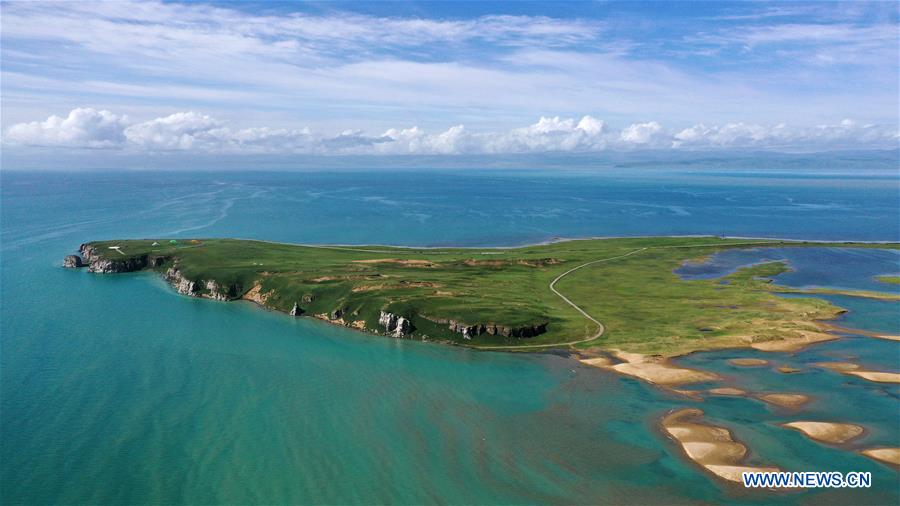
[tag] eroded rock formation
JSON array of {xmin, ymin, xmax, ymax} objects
[
  {"xmin": 379, "ymin": 311, "xmax": 412, "ymax": 338},
  {"xmin": 63, "ymin": 255, "xmax": 83, "ymax": 268},
  {"xmin": 425, "ymin": 316, "xmax": 547, "ymax": 339}
]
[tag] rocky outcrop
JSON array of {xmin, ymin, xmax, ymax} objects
[
  {"xmin": 202, "ymin": 279, "xmax": 240, "ymax": 300},
  {"xmin": 79, "ymin": 243, "xmax": 100, "ymax": 263},
  {"xmin": 379, "ymin": 310, "xmax": 412, "ymax": 338},
  {"xmin": 290, "ymin": 302, "xmax": 303, "ymax": 316},
  {"xmin": 425, "ymin": 316, "xmax": 547, "ymax": 340},
  {"xmin": 87, "ymin": 255, "xmax": 150, "ymax": 273},
  {"xmin": 76, "ymin": 243, "xmax": 169, "ymax": 273},
  {"xmin": 164, "ymin": 267, "xmax": 198, "ymax": 296},
  {"xmin": 63, "ymin": 255, "xmax": 83, "ymax": 268}
]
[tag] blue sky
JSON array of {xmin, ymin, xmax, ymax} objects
[{"xmin": 1, "ymin": 0, "xmax": 898, "ymax": 162}]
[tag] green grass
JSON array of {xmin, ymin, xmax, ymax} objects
[
  {"xmin": 875, "ymin": 275, "xmax": 900, "ymax": 285},
  {"xmin": 82, "ymin": 237, "xmax": 899, "ymax": 355}
]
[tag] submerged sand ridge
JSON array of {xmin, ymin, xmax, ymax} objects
[
  {"xmin": 661, "ymin": 408, "xmax": 779, "ymax": 483},
  {"xmin": 728, "ymin": 358, "xmax": 769, "ymax": 367}
]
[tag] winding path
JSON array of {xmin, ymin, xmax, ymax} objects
[
  {"xmin": 473, "ymin": 247, "xmax": 647, "ymax": 350},
  {"xmin": 473, "ymin": 240, "xmax": 775, "ymax": 351}
]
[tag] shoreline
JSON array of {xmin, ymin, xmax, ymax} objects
[
  {"xmin": 67, "ymin": 236, "xmax": 898, "ymax": 361},
  {"xmin": 77, "ymin": 234, "xmax": 900, "ymax": 252}
]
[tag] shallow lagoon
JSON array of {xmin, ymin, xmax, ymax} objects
[{"xmin": 2, "ymin": 168, "xmax": 898, "ymax": 504}]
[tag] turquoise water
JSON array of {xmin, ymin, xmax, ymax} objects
[{"xmin": 2, "ymin": 168, "xmax": 899, "ymax": 504}]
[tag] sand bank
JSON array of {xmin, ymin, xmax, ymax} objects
[
  {"xmin": 708, "ymin": 387, "xmax": 746, "ymax": 396},
  {"xmin": 579, "ymin": 356, "xmax": 612, "ymax": 367},
  {"xmin": 782, "ymin": 421, "xmax": 864, "ymax": 444},
  {"xmin": 814, "ymin": 361, "xmax": 859, "ymax": 372},
  {"xmin": 757, "ymin": 393, "xmax": 809, "ymax": 409},
  {"xmin": 846, "ymin": 371, "xmax": 900, "ymax": 383},
  {"xmin": 815, "ymin": 362, "xmax": 900, "ymax": 384},
  {"xmin": 728, "ymin": 358, "xmax": 769, "ymax": 367},
  {"xmin": 777, "ymin": 366, "xmax": 801, "ymax": 374},
  {"xmin": 821, "ymin": 323, "xmax": 900, "ymax": 342},
  {"xmin": 661, "ymin": 408, "xmax": 778, "ymax": 483},
  {"xmin": 860, "ymin": 448, "xmax": 900, "ymax": 467},
  {"xmin": 750, "ymin": 329, "xmax": 837, "ymax": 352},
  {"xmin": 580, "ymin": 351, "xmax": 719, "ymax": 386}
]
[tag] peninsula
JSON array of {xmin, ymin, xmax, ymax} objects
[{"xmin": 65, "ymin": 237, "xmax": 899, "ymax": 356}]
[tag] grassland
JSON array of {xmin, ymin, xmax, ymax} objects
[
  {"xmin": 875, "ymin": 275, "xmax": 900, "ymax": 285},
  {"xmin": 78, "ymin": 237, "xmax": 899, "ymax": 356}
]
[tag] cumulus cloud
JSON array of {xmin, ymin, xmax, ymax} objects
[
  {"xmin": 123, "ymin": 112, "xmax": 314, "ymax": 152},
  {"xmin": 4, "ymin": 108, "xmax": 897, "ymax": 154},
  {"xmin": 619, "ymin": 121, "xmax": 666, "ymax": 146},
  {"xmin": 672, "ymin": 119, "xmax": 898, "ymax": 149},
  {"xmin": 4, "ymin": 108, "xmax": 129, "ymax": 148}
]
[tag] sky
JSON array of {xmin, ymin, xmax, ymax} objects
[{"xmin": 1, "ymin": 0, "xmax": 898, "ymax": 166}]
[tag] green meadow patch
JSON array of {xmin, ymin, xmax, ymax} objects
[{"xmin": 80, "ymin": 237, "xmax": 898, "ymax": 355}]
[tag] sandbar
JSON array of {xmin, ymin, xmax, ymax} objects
[
  {"xmin": 579, "ymin": 356, "xmax": 612, "ymax": 367},
  {"xmin": 583, "ymin": 351, "xmax": 719, "ymax": 386},
  {"xmin": 661, "ymin": 408, "xmax": 779, "ymax": 483},
  {"xmin": 846, "ymin": 371, "xmax": 900, "ymax": 383},
  {"xmin": 815, "ymin": 362, "xmax": 900, "ymax": 383},
  {"xmin": 777, "ymin": 366, "xmax": 801, "ymax": 374},
  {"xmin": 781, "ymin": 421, "xmax": 864, "ymax": 444},
  {"xmin": 860, "ymin": 447, "xmax": 900, "ymax": 467},
  {"xmin": 814, "ymin": 361, "xmax": 859, "ymax": 372},
  {"xmin": 757, "ymin": 393, "xmax": 809, "ymax": 409},
  {"xmin": 708, "ymin": 387, "xmax": 746, "ymax": 396},
  {"xmin": 728, "ymin": 358, "xmax": 769, "ymax": 367},
  {"xmin": 750, "ymin": 330, "xmax": 837, "ymax": 352}
]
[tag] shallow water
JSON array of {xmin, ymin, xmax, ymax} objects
[
  {"xmin": 2, "ymin": 168, "xmax": 898, "ymax": 504},
  {"xmin": 676, "ymin": 247, "xmax": 900, "ymax": 292}
]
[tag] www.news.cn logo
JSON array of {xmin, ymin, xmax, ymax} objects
[{"xmin": 742, "ymin": 471, "xmax": 872, "ymax": 488}]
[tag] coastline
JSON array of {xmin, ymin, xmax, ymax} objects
[
  {"xmin": 83, "ymin": 234, "xmax": 900, "ymax": 252},
  {"xmin": 66, "ymin": 236, "xmax": 897, "ymax": 359}
]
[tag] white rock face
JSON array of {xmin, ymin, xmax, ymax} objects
[
  {"xmin": 204, "ymin": 280, "xmax": 230, "ymax": 301},
  {"xmin": 165, "ymin": 267, "xmax": 197, "ymax": 296},
  {"xmin": 290, "ymin": 302, "xmax": 301, "ymax": 316},
  {"xmin": 379, "ymin": 310, "xmax": 411, "ymax": 337}
]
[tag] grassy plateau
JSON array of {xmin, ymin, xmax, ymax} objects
[{"xmin": 77, "ymin": 237, "xmax": 899, "ymax": 356}]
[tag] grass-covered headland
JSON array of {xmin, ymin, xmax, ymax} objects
[{"xmin": 69, "ymin": 237, "xmax": 899, "ymax": 356}]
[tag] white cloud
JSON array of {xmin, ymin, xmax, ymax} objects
[
  {"xmin": 4, "ymin": 108, "xmax": 898, "ymax": 154},
  {"xmin": 124, "ymin": 112, "xmax": 222, "ymax": 150},
  {"xmin": 3, "ymin": 0, "xmax": 896, "ymax": 134},
  {"xmin": 673, "ymin": 119, "xmax": 898, "ymax": 149},
  {"xmin": 4, "ymin": 108, "xmax": 129, "ymax": 148},
  {"xmin": 619, "ymin": 121, "xmax": 666, "ymax": 146}
]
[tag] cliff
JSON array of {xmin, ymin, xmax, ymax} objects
[
  {"xmin": 423, "ymin": 315, "xmax": 547, "ymax": 339},
  {"xmin": 77, "ymin": 243, "xmax": 168, "ymax": 273}
]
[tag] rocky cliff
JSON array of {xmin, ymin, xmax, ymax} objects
[
  {"xmin": 67, "ymin": 244, "xmax": 240, "ymax": 301},
  {"xmin": 379, "ymin": 311, "xmax": 412, "ymax": 338},
  {"xmin": 76, "ymin": 243, "xmax": 168, "ymax": 274},
  {"xmin": 424, "ymin": 315, "xmax": 547, "ymax": 339}
]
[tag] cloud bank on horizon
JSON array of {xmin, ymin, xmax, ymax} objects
[
  {"xmin": 1, "ymin": 0, "xmax": 898, "ymax": 159},
  {"xmin": 5, "ymin": 107, "xmax": 897, "ymax": 154}
]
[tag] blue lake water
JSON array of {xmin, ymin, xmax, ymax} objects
[
  {"xmin": 2, "ymin": 167, "xmax": 899, "ymax": 504},
  {"xmin": 676, "ymin": 247, "xmax": 900, "ymax": 291}
]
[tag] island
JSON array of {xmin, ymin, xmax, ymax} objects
[{"xmin": 64, "ymin": 236, "xmax": 899, "ymax": 357}]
